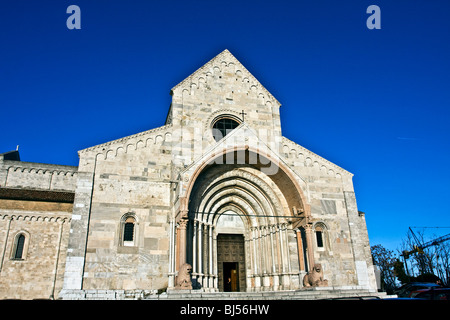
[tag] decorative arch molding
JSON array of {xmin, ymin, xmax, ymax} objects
[
  {"xmin": 171, "ymin": 50, "xmax": 280, "ymax": 108},
  {"xmin": 313, "ymin": 221, "xmax": 330, "ymax": 251},
  {"xmin": 83, "ymin": 123, "xmax": 174, "ymax": 161},
  {"xmin": 212, "ymin": 202, "xmax": 256, "ymax": 229},
  {"xmin": 178, "ymin": 146, "xmax": 310, "ymax": 224},
  {"xmin": 118, "ymin": 212, "xmax": 139, "ymax": 247},
  {"xmin": 0, "ymin": 213, "xmax": 71, "ymax": 223},
  {"xmin": 204, "ymin": 109, "xmax": 242, "ymax": 131},
  {"xmin": 172, "ymin": 148, "xmax": 314, "ymax": 292},
  {"xmin": 281, "ymin": 136, "xmax": 351, "ymax": 179},
  {"xmin": 189, "ymin": 167, "xmax": 288, "ymax": 227},
  {"xmin": 10, "ymin": 230, "xmax": 31, "ymax": 260},
  {"xmin": 204, "ymin": 109, "xmax": 243, "ymax": 143}
]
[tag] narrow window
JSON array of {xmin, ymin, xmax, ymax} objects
[
  {"xmin": 316, "ymin": 230, "xmax": 324, "ymax": 248},
  {"xmin": 124, "ymin": 222, "xmax": 134, "ymax": 242},
  {"xmin": 122, "ymin": 215, "xmax": 136, "ymax": 247},
  {"xmin": 314, "ymin": 224, "xmax": 326, "ymax": 249},
  {"xmin": 14, "ymin": 234, "xmax": 25, "ymax": 259}
]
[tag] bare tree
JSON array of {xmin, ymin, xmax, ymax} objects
[
  {"xmin": 400, "ymin": 229, "xmax": 450, "ymax": 286},
  {"xmin": 371, "ymin": 244, "xmax": 398, "ymax": 293},
  {"xmin": 432, "ymin": 241, "xmax": 450, "ymax": 286}
]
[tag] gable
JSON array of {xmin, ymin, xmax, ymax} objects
[
  {"xmin": 168, "ymin": 49, "xmax": 284, "ymax": 156},
  {"xmin": 171, "ymin": 49, "xmax": 280, "ymax": 108}
]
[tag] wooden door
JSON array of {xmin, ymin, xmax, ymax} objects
[{"xmin": 217, "ymin": 234, "xmax": 246, "ymax": 292}]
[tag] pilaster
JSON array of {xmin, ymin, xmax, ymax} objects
[{"xmin": 60, "ymin": 171, "xmax": 94, "ymax": 293}]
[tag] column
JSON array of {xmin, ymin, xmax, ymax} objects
[
  {"xmin": 251, "ymin": 227, "xmax": 261, "ymax": 290},
  {"xmin": 197, "ymin": 221, "xmax": 203, "ymax": 286},
  {"xmin": 296, "ymin": 229, "xmax": 305, "ymax": 271},
  {"xmin": 259, "ymin": 226, "xmax": 266, "ymax": 275},
  {"xmin": 261, "ymin": 226, "xmax": 270, "ymax": 290},
  {"xmin": 269, "ymin": 225, "xmax": 276, "ymax": 274},
  {"xmin": 177, "ymin": 218, "xmax": 188, "ymax": 272},
  {"xmin": 213, "ymin": 229, "xmax": 218, "ymax": 290},
  {"xmin": 304, "ymin": 223, "xmax": 315, "ymax": 271},
  {"xmin": 280, "ymin": 223, "xmax": 288, "ymax": 289},
  {"xmin": 208, "ymin": 224, "xmax": 213, "ymax": 289},
  {"xmin": 244, "ymin": 233, "xmax": 252, "ymax": 292},
  {"xmin": 278, "ymin": 224, "xmax": 286, "ymax": 274},
  {"xmin": 284, "ymin": 224, "xmax": 292, "ymax": 274},
  {"xmin": 270, "ymin": 224, "xmax": 279, "ymax": 290},
  {"xmin": 168, "ymin": 219, "xmax": 175, "ymax": 288},
  {"xmin": 192, "ymin": 220, "xmax": 197, "ymax": 285},
  {"xmin": 202, "ymin": 222, "xmax": 208, "ymax": 289}
]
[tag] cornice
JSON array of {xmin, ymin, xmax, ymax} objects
[
  {"xmin": 0, "ymin": 212, "xmax": 71, "ymax": 223},
  {"xmin": 281, "ymin": 136, "xmax": 353, "ymax": 177},
  {"xmin": 78, "ymin": 123, "xmax": 173, "ymax": 156}
]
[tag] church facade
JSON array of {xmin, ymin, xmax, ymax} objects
[{"xmin": 0, "ymin": 50, "xmax": 377, "ymax": 299}]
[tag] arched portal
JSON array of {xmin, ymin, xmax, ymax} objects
[{"xmin": 178, "ymin": 149, "xmax": 313, "ymax": 292}]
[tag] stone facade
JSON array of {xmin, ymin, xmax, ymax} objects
[
  {"xmin": 0, "ymin": 50, "xmax": 377, "ymax": 299},
  {"xmin": 0, "ymin": 150, "xmax": 77, "ymax": 299}
]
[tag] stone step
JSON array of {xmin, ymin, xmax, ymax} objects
[
  {"xmin": 156, "ymin": 289, "xmax": 390, "ymax": 300},
  {"xmin": 60, "ymin": 288, "xmax": 393, "ymax": 300}
]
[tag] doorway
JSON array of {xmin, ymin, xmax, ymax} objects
[
  {"xmin": 223, "ymin": 262, "xmax": 239, "ymax": 292},
  {"xmin": 217, "ymin": 234, "xmax": 246, "ymax": 292}
]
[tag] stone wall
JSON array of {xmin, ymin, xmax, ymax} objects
[
  {"xmin": 0, "ymin": 152, "xmax": 77, "ymax": 299},
  {"xmin": 0, "ymin": 159, "xmax": 78, "ymax": 191},
  {"xmin": 0, "ymin": 204, "xmax": 71, "ymax": 299},
  {"xmin": 279, "ymin": 137, "xmax": 377, "ymax": 289},
  {"xmin": 62, "ymin": 125, "xmax": 174, "ymax": 293}
]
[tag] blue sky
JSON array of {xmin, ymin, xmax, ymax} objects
[{"xmin": 1, "ymin": 1, "xmax": 449, "ymax": 252}]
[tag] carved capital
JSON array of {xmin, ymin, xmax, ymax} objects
[{"xmin": 178, "ymin": 218, "xmax": 189, "ymax": 230}]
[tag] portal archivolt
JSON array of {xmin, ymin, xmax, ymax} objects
[{"xmin": 178, "ymin": 150, "xmax": 314, "ymax": 292}]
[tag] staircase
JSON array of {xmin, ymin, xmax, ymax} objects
[
  {"xmin": 60, "ymin": 287, "xmax": 396, "ymax": 300},
  {"xmin": 156, "ymin": 288, "xmax": 394, "ymax": 300}
]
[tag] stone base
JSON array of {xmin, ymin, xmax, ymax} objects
[
  {"xmin": 58, "ymin": 289, "xmax": 158, "ymax": 300},
  {"xmin": 59, "ymin": 286, "xmax": 392, "ymax": 300}
]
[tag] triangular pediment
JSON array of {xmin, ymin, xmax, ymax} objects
[{"xmin": 171, "ymin": 49, "xmax": 280, "ymax": 107}]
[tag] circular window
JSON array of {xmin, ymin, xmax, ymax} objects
[{"xmin": 212, "ymin": 117, "xmax": 240, "ymax": 142}]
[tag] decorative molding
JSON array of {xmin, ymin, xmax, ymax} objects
[
  {"xmin": 79, "ymin": 123, "xmax": 174, "ymax": 159},
  {"xmin": 171, "ymin": 49, "xmax": 281, "ymax": 108},
  {"xmin": 0, "ymin": 213, "xmax": 71, "ymax": 223},
  {"xmin": 6, "ymin": 165, "xmax": 77, "ymax": 176},
  {"xmin": 281, "ymin": 136, "xmax": 352, "ymax": 178}
]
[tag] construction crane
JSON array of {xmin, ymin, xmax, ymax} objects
[
  {"xmin": 402, "ymin": 227, "xmax": 450, "ymax": 259},
  {"xmin": 401, "ymin": 227, "xmax": 450, "ymax": 277}
]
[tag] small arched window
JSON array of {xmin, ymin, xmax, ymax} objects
[
  {"xmin": 212, "ymin": 117, "xmax": 240, "ymax": 142},
  {"xmin": 314, "ymin": 223, "xmax": 328, "ymax": 250},
  {"xmin": 15, "ymin": 234, "xmax": 25, "ymax": 259},
  {"xmin": 121, "ymin": 215, "xmax": 137, "ymax": 247},
  {"xmin": 12, "ymin": 232, "xmax": 29, "ymax": 260},
  {"xmin": 124, "ymin": 219, "xmax": 135, "ymax": 242},
  {"xmin": 315, "ymin": 229, "xmax": 324, "ymax": 248}
]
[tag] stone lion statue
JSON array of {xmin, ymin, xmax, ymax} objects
[
  {"xmin": 176, "ymin": 263, "xmax": 193, "ymax": 289},
  {"xmin": 303, "ymin": 263, "xmax": 329, "ymax": 287}
]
